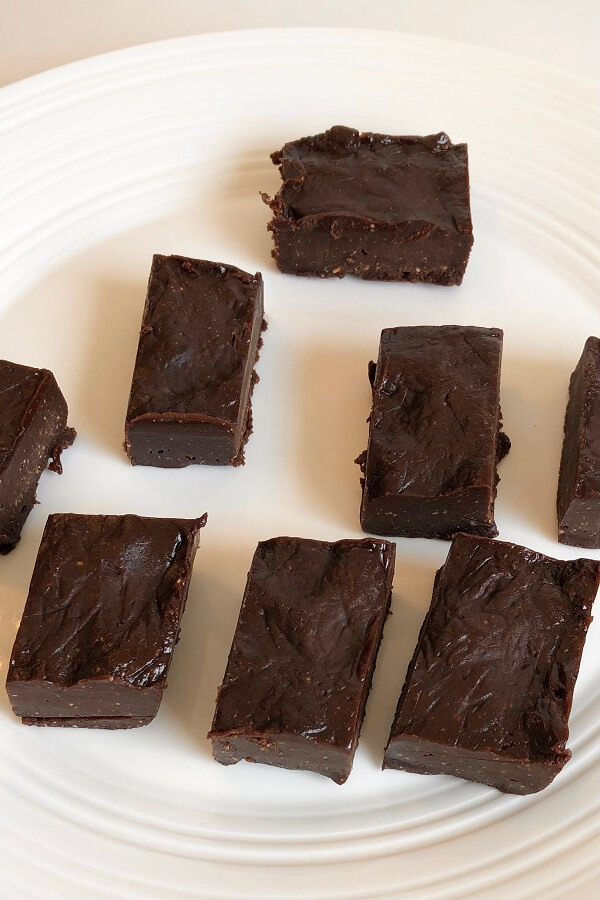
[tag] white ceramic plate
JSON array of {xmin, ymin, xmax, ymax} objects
[{"xmin": 0, "ymin": 28, "xmax": 599, "ymax": 900}]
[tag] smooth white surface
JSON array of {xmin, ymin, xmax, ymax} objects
[
  {"xmin": 1, "ymin": 0, "xmax": 599, "ymax": 86},
  {"xmin": 0, "ymin": 28, "xmax": 600, "ymax": 900}
]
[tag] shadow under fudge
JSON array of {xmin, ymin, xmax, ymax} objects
[
  {"xmin": 161, "ymin": 541, "xmax": 259, "ymax": 756},
  {"xmin": 294, "ymin": 342, "xmax": 372, "ymax": 530},
  {"xmin": 359, "ymin": 557, "xmax": 437, "ymax": 768},
  {"xmin": 75, "ymin": 278, "xmax": 144, "ymax": 458},
  {"xmin": 205, "ymin": 146, "xmax": 277, "ymax": 269},
  {"xmin": 499, "ymin": 355, "xmax": 572, "ymax": 541}
]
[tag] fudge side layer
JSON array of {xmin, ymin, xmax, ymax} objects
[
  {"xmin": 383, "ymin": 533, "xmax": 600, "ymax": 794},
  {"xmin": 209, "ymin": 536, "xmax": 396, "ymax": 784}
]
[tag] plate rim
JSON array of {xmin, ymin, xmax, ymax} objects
[{"xmin": 0, "ymin": 26, "xmax": 598, "ymax": 115}]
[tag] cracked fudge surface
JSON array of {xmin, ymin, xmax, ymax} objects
[
  {"xmin": 6, "ymin": 513, "xmax": 206, "ymax": 726},
  {"xmin": 125, "ymin": 254, "xmax": 265, "ymax": 467},
  {"xmin": 0, "ymin": 359, "xmax": 75, "ymax": 553},
  {"xmin": 384, "ymin": 533, "xmax": 600, "ymax": 794},
  {"xmin": 209, "ymin": 536, "xmax": 396, "ymax": 784},
  {"xmin": 357, "ymin": 325, "xmax": 510, "ymax": 539},
  {"xmin": 264, "ymin": 125, "xmax": 473, "ymax": 284},
  {"xmin": 557, "ymin": 336, "xmax": 600, "ymax": 547}
]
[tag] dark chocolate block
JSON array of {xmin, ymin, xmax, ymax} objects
[
  {"xmin": 0, "ymin": 359, "xmax": 75, "ymax": 553},
  {"xmin": 6, "ymin": 513, "xmax": 206, "ymax": 726},
  {"xmin": 383, "ymin": 533, "xmax": 600, "ymax": 794},
  {"xmin": 209, "ymin": 536, "xmax": 396, "ymax": 783},
  {"xmin": 125, "ymin": 255, "xmax": 265, "ymax": 467},
  {"xmin": 557, "ymin": 337, "xmax": 600, "ymax": 547},
  {"xmin": 357, "ymin": 326, "xmax": 510, "ymax": 539},
  {"xmin": 263, "ymin": 126, "xmax": 473, "ymax": 284}
]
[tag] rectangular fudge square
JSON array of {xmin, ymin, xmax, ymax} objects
[
  {"xmin": 6, "ymin": 513, "xmax": 206, "ymax": 726},
  {"xmin": 383, "ymin": 533, "xmax": 600, "ymax": 794},
  {"xmin": 0, "ymin": 359, "xmax": 75, "ymax": 553},
  {"xmin": 557, "ymin": 337, "xmax": 600, "ymax": 547},
  {"xmin": 263, "ymin": 126, "xmax": 473, "ymax": 284},
  {"xmin": 125, "ymin": 255, "xmax": 265, "ymax": 467},
  {"xmin": 357, "ymin": 326, "xmax": 510, "ymax": 539},
  {"xmin": 209, "ymin": 536, "xmax": 396, "ymax": 784}
]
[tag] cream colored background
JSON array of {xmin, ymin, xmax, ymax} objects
[{"xmin": 0, "ymin": 0, "xmax": 598, "ymax": 87}]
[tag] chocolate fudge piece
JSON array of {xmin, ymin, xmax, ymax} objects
[
  {"xmin": 6, "ymin": 513, "xmax": 206, "ymax": 726},
  {"xmin": 557, "ymin": 337, "xmax": 600, "ymax": 547},
  {"xmin": 125, "ymin": 255, "xmax": 265, "ymax": 467},
  {"xmin": 209, "ymin": 536, "xmax": 396, "ymax": 783},
  {"xmin": 0, "ymin": 360, "xmax": 75, "ymax": 553},
  {"xmin": 357, "ymin": 326, "xmax": 510, "ymax": 539},
  {"xmin": 263, "ymin": 126, "xmax": 473, "ymax": 284},
  {"xmin": 383, "ymin": 533, "xmax": 600, "ymax": 794}
]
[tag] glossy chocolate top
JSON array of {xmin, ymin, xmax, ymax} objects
[
  {"xmin": 388, "ymin": 533, "xmax": 600, "ymax": 762},
  {"xmin": 210, "ymin": 536, "xmax": 395, "ymax": 747},
  {"xmin": 364, "ymin": 325, "xmax": 505, "ymax": 502},
  {"xmin": 126, "ymin": 255, "xmax": 263, "ymax": 425},
  {"xmin": 270, "ymin": 125, "xmax": 472, "ymax": 231},
  {"xmin": 8, "ymin": 513, "xmax": 206, "ymax": 689}
]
